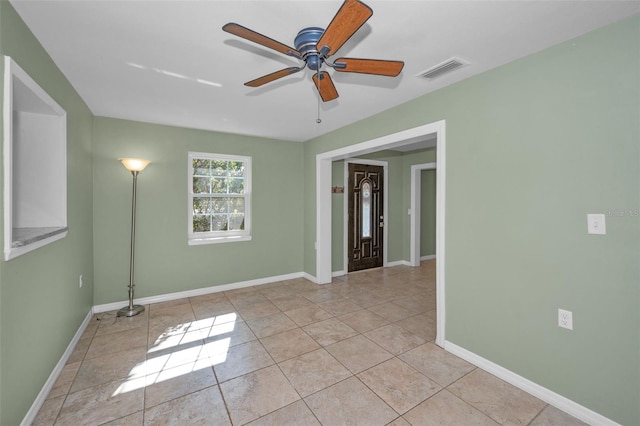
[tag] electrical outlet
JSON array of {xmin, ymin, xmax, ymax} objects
[
  {"xmin": 558, "ymin": 309, "xmax": 573, "ymax": 330},
  {"xmin": 79, "ymin": 275, "xmax": 83, "ymax": 289}
]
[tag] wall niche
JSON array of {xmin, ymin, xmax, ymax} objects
[{"xmin": 3, "ymin": 56, "xmax": 67, "ymax": 261}]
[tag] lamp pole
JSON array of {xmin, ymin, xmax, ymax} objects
[{"xmin": 117, "ymin": 158, "xmax": 151, "ymax": 317}]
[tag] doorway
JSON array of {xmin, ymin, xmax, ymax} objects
[
  {"xmin": 348, "ymin": 163, "xmax": 384, "ymax": 272},
  {"xmin": 315, "ymin": 120, "xmax": 446, "ymax": 347}
]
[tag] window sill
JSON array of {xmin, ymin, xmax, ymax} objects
[{"xmin": 188, "ymin": 235, "xmax": 252, "ymax": 246}]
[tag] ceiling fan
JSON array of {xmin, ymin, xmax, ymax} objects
[{"xmin": 222, "ymin": 0, "xmax": 404, "ymax": 102}]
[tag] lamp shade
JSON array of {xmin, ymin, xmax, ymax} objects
[{"xmin": 120, "ymin": 158, "xmax": 151, "ymax": 172}]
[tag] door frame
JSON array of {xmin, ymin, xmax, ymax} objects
[
  {"xmin": 410, "ymin": 162, "xmax": 437, "ymax": 267},
  {"xmin": 343, "ymin": 159, "xmax": 389, "ymax": 273},
  {"xmin": 316, "ymin": 120, "xmax": 446, "ymax": 347}
]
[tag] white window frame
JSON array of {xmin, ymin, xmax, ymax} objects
[{"xmin": 188, "ymin": 151, "xmax": 251, "ymax": 245}]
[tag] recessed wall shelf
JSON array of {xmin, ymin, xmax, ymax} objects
[{"xmin": 3, "ymin": 56, "xmax": 67, "ymax": 261}]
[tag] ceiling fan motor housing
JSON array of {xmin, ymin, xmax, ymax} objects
[{"xmin": 294, "ymin": 27, "xmax": 325, "ymax": 71}]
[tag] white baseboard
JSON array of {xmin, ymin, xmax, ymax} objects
[
  {"xmin": 21, "ymin": 310, "xmax": 94, "ymax": 426},
  {"xmin": 93, "ymin": 271, "xmax": 305, "ymax": 313},
  {"xmin": 420, "ymin": 254, "xmax": 436, "ymax": 261},
  {"xmin": 444, "ymin": 341, "xmax": 620, "ymax": 426},
  {"xmin": 386, "ymin": 260, "xmax": 412, "ymax": 267},
  {"xmin": 331, "ymin": 270, "xmax": 346, "ymax": 278}
]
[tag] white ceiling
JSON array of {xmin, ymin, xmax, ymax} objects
[{"xmin": 10, "ymin": 0, "xmax": 639, "ymax": 142}]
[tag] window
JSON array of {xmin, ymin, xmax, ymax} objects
[{"xmin": 188, "ymin": 152, "xmax": 251, "ymax": 245}]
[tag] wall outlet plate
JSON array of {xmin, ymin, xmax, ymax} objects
[{"xmin": 558, "ymin": 308, "xmax": 573, "ymax": 330}]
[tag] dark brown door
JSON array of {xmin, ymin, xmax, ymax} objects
[{"xmin": 348, "ymin": 163, "xmax": 384, "ymax": 272}]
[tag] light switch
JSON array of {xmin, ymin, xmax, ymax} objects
[{"xmin": 587, "ymin": 214, "xmax": 606, "ymax": 235}]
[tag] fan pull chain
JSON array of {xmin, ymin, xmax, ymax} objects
[{"xmin": 316, "ymin": 68, "xmax": 322, "ymax": 124}]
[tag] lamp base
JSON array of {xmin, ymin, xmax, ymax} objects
[{"xmin": 116, "ymin": 304, "xmax": 145, "ymax": 317}]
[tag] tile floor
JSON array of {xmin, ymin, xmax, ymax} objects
[{"xmin": 33, "ymin": 260, "xmax": 587, "ymax": 425}]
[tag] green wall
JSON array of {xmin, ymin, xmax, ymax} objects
[
  {"xmin": 92, "ymin": 117, "xmax": 304, "ymax": 304},
  {"xmin": 303, "ymin": 15, "xmax": 640, "ymax": 425},
  {"xmin": 0, "ymin": 2, "xmax": 95, "ymax": 424}
]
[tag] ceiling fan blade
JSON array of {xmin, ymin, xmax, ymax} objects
[
  {"xmin": 223, "ymin": 23, "xmax": 301, "ymax": 59},
  {"xmin": 333, "ymin": 58, "xmax": 404, "ymax": 76},
  {"xmin": 313, "ymin": 71, "xmax": 339, "ymax": 102},
  {"xmin": 317, "ymin": 0, "xmax": 373, "ymax": 58},
  {"xmin": 245, "ymin": 67, "xmax": 303, "ymax": 87}
]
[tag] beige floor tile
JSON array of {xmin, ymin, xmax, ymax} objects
[
  {"xmin": 257, "ymin": 283, "xmax": 296, "ymax": 300},
  {"xmin": 325, "ymin": 334, "xmax": 393, "ymax": 374},
  {"xmin": 47, "ymin": 361, "xmax": 81, "ymax": 398},
  {"xmin": 144, "ymin": 360, "xmax": 217, "ymax": 408},
  {"xmin": 70, "ymin": 346, "xmax": 147, "ymax": 393},
  {"xmin": 529, "ymin": 405, "xmax": 588, "ymax": 426},
  {"xmin": 368, "ymin": 301, "xmax": 417, "ymax": 322},
  {"xmin": 279, "ymin": 348, "xmax": 351, "ymax": 397},
  {"xmin": 364, "ymin": 324, "xmax": 426, "ymax": 355},
  {"xmin": 393, "ymin": 293, "xmax": 433, "ymax": 314},
  {"xmin": 393, "ymin": 311, "xmax": 436, "ymax": 341},
  {"xmin": 318, "ymin": 299, "xmax": 362, "ymax": 316},
  {"xmin": 304, "ymin": 377, "xmax": 397, "ymax": 425},
  {"xmin": 227, "ymin": 292, "xmax": 269, "ymax": 308},
  {"xmin": 399, "ymin": 342, "xmax": 475, "ymax": 387},
  {"xmin": 32, "ymin": 394, "xmax": 65, "ymax": 426},
  {"xmin": 143, "ymin": 385, "xmax": 230, "ymax": 425},
  {"xmin": 303, "ymin": 318, "xmax": 358, "ymax": 346},
  {"xmin": 148, "ymin": 329, "xmax": 204, "ymax": 354},
  {"xmin": 212, "ymin": 340, "xmax": 274, "ymax": 382},
  {"xmin": 284, "ymin": 305, "xmax": 333, "ymax": 326},
  {"xmin": 201, "ymin": 319, "xmax": 257, "ymax": 353},
  {"xmin": 403, "ymin": 389, "xmax": 499, "ymax": 426},
  {"xmin": 101, "ymin": 411, "xmax": 144, "ymax": 425},
  {"xmin": 84, "ymin": 326, "xmax": 148, "ymax": 360},
  {"xmin": 247, "ymin": 400, "xmax": 321, "ymax": 426},
  {"xmin": 67, "ymin": 336, "xmax": 92, "ymax": 365},
  {"xmin": 270, "ymin": 294, "xmax": 314, "ymax": 311},
  {"xmin": 57, "ymin": 379, "xmax": 144, "ymax": 425},
  {"xmin": 235, "ymin": 299, "xmax": 281, "ymax": 321},
  {"xmin": 300, "ymin": 288, "xmax": 344, "ymax": 303},
  {"xmin": 95, "ymin": 311, "xmax": 148, "ymax": 337},
  {"xmin": 190, "ymin": 300, "xmax": 238, "ymax": 321},
  {"xmin": 448, "ymin": 369, "xmax": 546, "ymax": 426},
  {"xmin": 346, "ymin": 291, "xmax": 392, "ymax": 308},
  {"xmin": 357, "ymin": 358, "xmax": 441, "ymax": 414},
  {"xmin": 386, "ymin": 417, "xmax": 411, "ymax": 426},
  {"xmin": 259, "ymin": 328, "xmax": 320, "ymax": 362},
  {"xmin": 220, "ymin": 365, "xmax": 300, "ymax": 425},
  {"xmin": 338, "ymin": 309, "xmax": 390, "ymax": 333},
  {"xmin": 246, "ymin": 312, "xmax": 298, "ymax": 338},
  {"xmin": 188, "ymin": 291, "xmax": 230, "ymax": 305}
]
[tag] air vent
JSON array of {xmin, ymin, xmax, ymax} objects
[{"xmin": 417, "ymin": 57, "xmax": 468, "ymax": 80}]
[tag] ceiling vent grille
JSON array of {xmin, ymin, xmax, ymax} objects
[{"xmin": 417, "ymin": 57, "xmax": 468, "ymax": 80}]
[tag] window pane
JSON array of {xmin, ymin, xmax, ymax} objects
[
  {"xmin": 212, "ymin": 214, "xmax": 228, "ymax": 231},
  {"xmin": 229, "ymin": 214, "xmax": 245, "ymax": 231},
  {"xmin": 228, "ymin": 177, "xmax": 244, "ymax": 194},
  {"xmin": 211, "ymin": 177, "xmax": 229, "ymax": 194},
  {"xmin": 362, "ymin": 181, "xmax": 371, "ymax": 238},
  {"xmin": 193, "ymin": 215, "xmax": 210, "ymax": 232},
  {"xmin": 229, "ymin": 197, "xmax": 245, "ymax": 213},
  {"xmin": 193, "ymin": 197, "xmax": 210, "ymax": 215},
  {"xmin": 211, "ymin": 160, "xmax": 228, "ymax": 177},
  {"xmin": 193, "ymin": 177, "xmax": 211, "ymax": 194},
  {"xmin": 193, "ymin": 159, "xmax": 211, "ymax": 176}
]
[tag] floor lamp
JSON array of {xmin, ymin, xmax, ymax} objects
[{"xmin": 117, "ymin": 158, "xmax": 151, "ymax": 317}]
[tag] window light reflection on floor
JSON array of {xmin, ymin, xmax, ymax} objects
[{"xmin": 112, "ymin": 312, "xmax": 237, "ymax": 397}]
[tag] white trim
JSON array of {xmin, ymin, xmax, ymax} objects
[
  {"xmin": 302, "ymin": 272, "xmax": 319, "ymax": 283},
  {"xmin": 410, "ymin": 162, "xmax": 436, "ymax": 267},
  {"xmin": 316, "ymin": 120, "xmax": 446, "ymax": 347},
  {"xmin": 343, "ymin": 158, "xmax": 389, "ymax": 273},
  {"xmin": 21, "ymin": 310, "xmax": 93, "ymax": 426},
  {"xmin": 420, "ymin": 254, "xmax": 436, "ymax": 261},
  {"xmin": 93, "ymin": 271, "xmax": 304, "ymax": 313},
  {"xmin": 444, "ymin": 341, "xmax": 621, "ymax": 426},
  {"xmin": 332, "ymin": 270, "xmax": 346, "ymax": 277}
]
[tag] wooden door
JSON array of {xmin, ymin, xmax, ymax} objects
[{"xmin": 348, "ymin": 163, "xmax": 384, "ymax": 272}]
